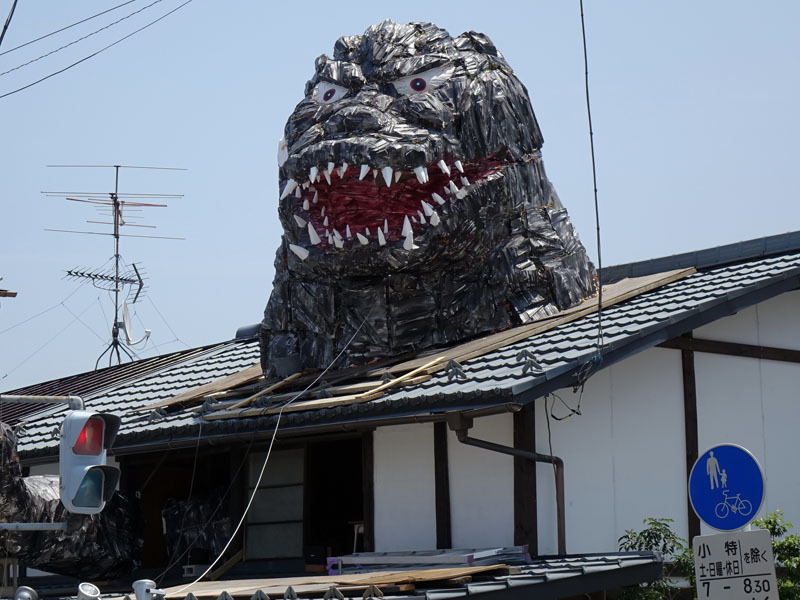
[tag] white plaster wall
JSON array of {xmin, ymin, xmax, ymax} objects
[
  {"xmin": 535, "ymin": 347, "xmax": 687, "ymax": 554},
  {"xmin": 447, "ymin": 413, "xmax": 514, "ymax": 548},
  {"xmin": 373, "ymin": 423, "xmax": 437, "ymax": 551}
]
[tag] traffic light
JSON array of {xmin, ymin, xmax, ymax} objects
[{"xmin": 59, "ymin": 410, "xmax": 121, "ymax": 514}]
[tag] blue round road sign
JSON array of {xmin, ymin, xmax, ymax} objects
[{"xmin": 688, "ymin": 444, "xmax": 765, "ymax": 531}]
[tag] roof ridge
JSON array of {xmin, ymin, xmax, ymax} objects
[{"xmin": 600, "ymin": 230, "xmax": 800, "ymax": 284}]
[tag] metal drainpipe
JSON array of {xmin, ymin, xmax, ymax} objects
[{"xmin": 446, "ymin": 412, "xmax": 566, "ymax": 555}]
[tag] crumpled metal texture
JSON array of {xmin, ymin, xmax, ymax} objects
[
  {"xmin": 0, "ymin": 422, "xmax": 142, "ymax": 579},
  {"xmin": 260, "ymin": 20, "xmax": 596, "ymax": 374},
  {"xmin": 161, "ymin": 495, "xmax": 231, "ymax": 561}
]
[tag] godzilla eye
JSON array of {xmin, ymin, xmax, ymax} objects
[
  {"xmin": 312, "ymin": 81, "xmax": 348, "ymax": 105},
  {"xmin": 392, "ymin": 64, "xmax": 454, "ymax": 95}
]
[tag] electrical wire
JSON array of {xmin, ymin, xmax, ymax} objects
[
  {"xmin": 0, "ymin": 0, "xmax": 135, "ymax": 57},
  {"xmin": 156, "ymin": 420, "xmax": 202, "ymax": 586},
  {"xmin": 0, "ymin": 0, "xmax": 18, "ymax": 50},
  {"xmin": 147, "ymin": 296, "xmax": 189, "ymax": 348},
  {"xmin": 0, "ymin": 0, "xmax": 164, "ymax": 78},
  {"xmin": 60, "ymin": 299, "xmax": 106, "ymax": 342},
  {"xmin": 0, "ymin": 279, "xmax": 89, "ymax": 337},
  {"xmin": 0, "ymin": 0, "xmax": 194, "ymax": 100},
  {"xmin": 175, "ymin": 309, "xmax": 375, "ymax": 594},
  {"xmin": 579, "ymin": 0, "xmax": 605, "ymax": 355},
  {"xmin": 1, "ymin": 297, "xmax": 98, "ymax": 380}
]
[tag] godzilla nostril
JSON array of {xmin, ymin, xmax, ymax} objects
[
  {"xmin": 324, "ymin": 105, "xmax": 388, "ymax": 134},
  {"xmin": 397, "ymin": 93, "xmax": 452, "ymax": 130}
]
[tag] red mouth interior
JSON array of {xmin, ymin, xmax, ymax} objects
[{"xmin": 293, "ymin": 158, "xmax": 502, "ymax": 246}]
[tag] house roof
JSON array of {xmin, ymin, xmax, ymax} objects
[
  {"xmin": 10, "ymin": 230, "xmax": 800, "ymax": 461},
  {"xmin": 144, "ymin": 552, "xmax": 662, "ymax": 600}
]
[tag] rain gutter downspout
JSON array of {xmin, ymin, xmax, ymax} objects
[{"xmin": 446, "ymin": 412, "xmax": 566, "ymax": 555}]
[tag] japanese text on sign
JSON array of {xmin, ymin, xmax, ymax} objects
[{"xmin": 693, "ymin": 529, "xmax": 777, "ymax": 600}]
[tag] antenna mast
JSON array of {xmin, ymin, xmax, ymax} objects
[{"xmin": 44, "ymin": 164, "xmax": 185, "ymax": 368}]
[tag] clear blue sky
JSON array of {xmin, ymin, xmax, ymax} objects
[{"xmin": 1, "ymin": 1, "xmax": 798, "ymax": 392}]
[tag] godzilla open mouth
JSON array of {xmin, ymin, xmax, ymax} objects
[{"xmin": 281, "ymin": 156, "xmax": 505, "ymax": 255}]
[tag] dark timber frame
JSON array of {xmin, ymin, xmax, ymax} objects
[
  {"xmin": 434, "ymin": 422, "xmax": 452, "ymax": 549},
  {"xmin": 513, "ymin": 404, "xmax": 537, "ymax": 554}
]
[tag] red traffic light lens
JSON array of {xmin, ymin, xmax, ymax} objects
[{"xmin": 72, "ymin": 416, "xmax": 104, "ymax": 455}]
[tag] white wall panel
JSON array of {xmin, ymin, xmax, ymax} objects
[
  {"xmin": 373, "ymin": 423, "xmax": 436, "ymax": 551},
  {"xmin": 447, "ymin": 413, "xmax": 514, "ymax": 548}
]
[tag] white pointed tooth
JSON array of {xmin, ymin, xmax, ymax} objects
[
  {"xmin": 346, "ymin": 224, "xmax": 352, "ymax": 239},
  {"xmin": 359, "ymin": 164, "xmax": 370, "ymax": 180},
  {"xmin": 333, "ymin": 228, "xmax": 342, "ymax": 241},
  {"xmin": 302, "ymin": 182, "xmax": 309, "ymax": 189},
  {"xmin": 430, "ymin": 211, "xmax": 440, "ymax": 226},
  {"xmin": 422, "ymin": 166, "xmax": 429, "ymax": 183},
  {"xmin": 394, "ymin": 170, "xmax": 401, "ymax": 183},
  {"xmin": 280, "ymin": 179, "xmax": 298, "ymax": 200},
  {"xmin": 383, "ymin": 218, "xmax": 388, "ymax": 233},
  {"xmin": 326, "ymin": 162, "xmax": 335, "ymax": 175},
  {"xmin": 323, "ymin": 169, "xmax": 331, "ymax": 185},
  {"xmin": 414, "ymin": 166, "xmax": 426, "ymax": 184},
  {"xmin": 448, "ymin": 180, "xmax": 459, "ymax": 194},
  {"xmin": 313, "ymin": 190, "xmax": 318, "ymax": 204},
  {"xmin": 278, "ymin": 137, "xmax": 289, "ymax": 167},
  {"xmin": 402, "ymin": 215, "xmax": 413, "ymax": 237},
  {"xmin": 309, "ymin": 166, "xmax": 318, "ymax": 183},
  {"xmin": 327, "ymin": 232, "xmax": 332, "ymax": 243},
  {"xmin": 437, "ymin": 160, "xmax": 450, "ymax": 176},
  {"xmin": 412, "ymin": 216, "xmax": 418, "ymax": 224},
  {"xmin": 356, "ymin": 232, "xmax": 369, "ymax": 245},
  {"xmin": 373, "ymin": 169, "xmax": 378, "ymax": 179},
  {"xmin": 321, "ymin": 205, "xmax": 326, "ymax": 217},
  {"xmin": 307, "ymin": 222, "xmax": 322, "ymax": 245},
  {"xmin": 455, "ymin": 160, "xmax": 464, "ymax": 173},
  {"xmin": 461, "ymin": 176, "xmax": 470, "ymax": 187},
  {"xmin": 293, "ymin": 215, "xmax": 307, "ymax": 228},
  {"xmin": 456, "ymin": 188, "xmax": 467, "ymax": 200},
  {"xmin": 417, "ymin": 210, "xmax": 426, "ymax": 224},
  {"xmin": 339, "ymin": 162, "xmax": 348, "ymax": 177},
  {"xmin": 403, "ymin": 231, "xmax": 414, "ymax": 251},
  {"xmin": 365, "ymin": 227, "xmax": 371, "ymax": 236},
  {"xmin": 421, "ymin": 200, "xmax": 434, "ymax": 216},
  {"xmin": 377, "ymin": 228, "xmax": 386, "ymax": 246},
  {"xmin": 303, "ymin": 198, "xmax": 310, "ymax": 210},
  {"xmin": 382, "ymin": 166, "xmax": 393, "ymax": 187},
  {"xmin": 432, "ymin": 192, "xmax": 445, "ymax": 205},
  {"xmin": 334, "ymin": 236, "xmax": 344, "ymax": 248},
  {"xmin": 315, "ymin": 174, "xmax": 320, "ymax": 183},
  {"xmin": 294, "ymin": 186, "xmax": 302, "ymax": 198},
  {"xmin": 444, "ymin": 185, "xmax": 452, "ymax": 196},
  {"xmin": 323, "ymin": 216, "xmax": 329, "ymax": 226},
  {"xmin": 288, "ymin": 244, "xmax": 309, "ymax": 260}
]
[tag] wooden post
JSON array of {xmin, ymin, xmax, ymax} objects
[
  {"xmin": 514, "ymin": 403, "xmax": 538, "ymax": 555},
  {"xmin": 680, "ymin": 334, "xmax": 701, "ymax": 542},
  {"xmin": 434, "ymin": 421, "xmax": 452, "ymax": 549},
  {"xmin": 361, "ymin": 431, "xmax": 375, "ymax": 552}
]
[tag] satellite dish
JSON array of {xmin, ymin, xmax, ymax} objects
[{"xmin": 121, "ymin": 300, "xmax": 151, "ymax": 346}]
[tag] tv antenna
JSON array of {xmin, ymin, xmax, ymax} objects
[{"xmin": 43, "ymin": 164, "xmax": 185, "ymax": 368}]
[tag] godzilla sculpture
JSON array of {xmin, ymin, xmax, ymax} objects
[{"xmin": 260, "ymin": 20, "xmax": 596, "ymax": 374}]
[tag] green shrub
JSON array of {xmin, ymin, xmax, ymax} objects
[{"xmin": 753, "ymin": 510, "xmax": 800, "ymax": 600}]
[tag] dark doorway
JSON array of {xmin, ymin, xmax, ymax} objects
[{"xmin": 304, "ymin": 437, "xmax": 363, "ymax": 560}]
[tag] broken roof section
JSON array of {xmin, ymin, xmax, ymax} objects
[{"xmin": 10, "ymin": 230, "xmax": 800, "ymax": 461}]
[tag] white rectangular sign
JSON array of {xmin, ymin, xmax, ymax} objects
[{"xmin": 693, "ymin": 529, "xmax": 777, "ymax": 600}]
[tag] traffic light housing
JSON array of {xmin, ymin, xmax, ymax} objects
[{"xmin": 59, "ymin": 410, "xmax": 121, "ymax": 514}]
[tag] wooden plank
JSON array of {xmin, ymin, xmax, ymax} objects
[
  {"xmin": 157, "ymin": 565, "xmax": 508, "ymax": 599},
  {"xmin": 137, "ymin": 363, "xmax": 263, "ymax": 411},
  {"xmin": 207, "ymin": 548, "xmax": 243, "ymax": 581},
  {"xmin": 355, "ymin": 356, "xmax": 445, "ymax": 398},
  {"xmin": 226, "ymin": 372, "xmax": 302, "ymax": 410}
]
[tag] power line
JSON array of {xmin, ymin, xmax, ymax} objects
[
  {"xmin": 0, "ymin": 280, "xmax": 89, "ymax": 337},
  {"xmin": 0, "ymin": 0, "xmax": 164, "ymax": 78},
  {"xmin": 579, "ymin": 0, "xmax": 605, "ymax": 357},
  {"xmin": 0, "ymin": 0, "xmax": 194, "ymax": 100},
  {"xmin": 0, "ymin": 0, "xmax": 135, "ymax": 57},
  {"xmin": 0, "ymin": 0, "xmax": 18, "ymax": 50}
]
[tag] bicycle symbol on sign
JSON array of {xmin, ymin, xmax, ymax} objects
[{"xmin": 714, "ymin": 490, "xmax": 753, "ymax": 519}]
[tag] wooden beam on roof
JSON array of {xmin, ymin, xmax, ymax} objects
[
  {"xmin": 137, "ymin": 363, "xmax": 263, "ymax": 411},
  {"xmin": 0, "ymin": 289, "xmax": 17, "ymax": 297}
]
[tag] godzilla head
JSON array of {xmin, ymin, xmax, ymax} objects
[{"xmin": 276, "ymin": 20, "xmax": 544, "ymax": 274}]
